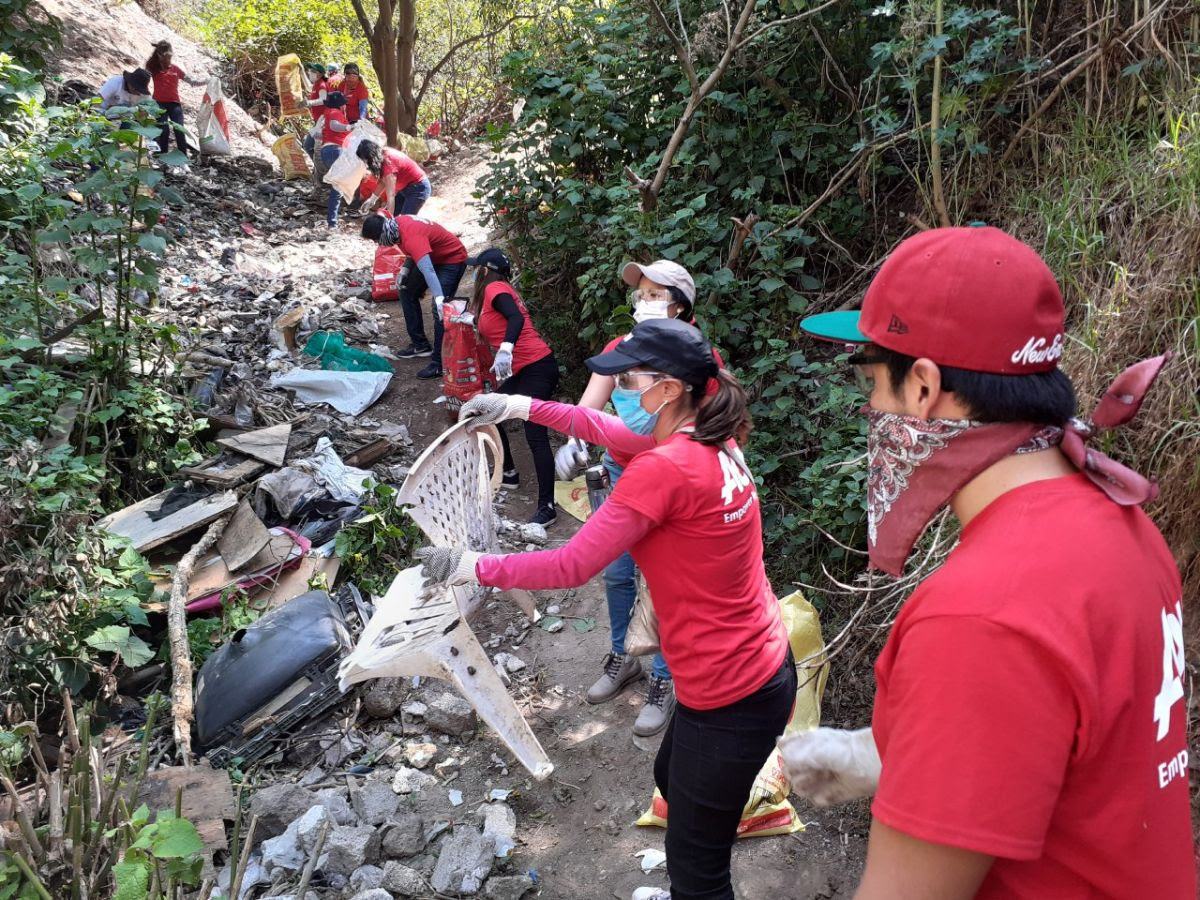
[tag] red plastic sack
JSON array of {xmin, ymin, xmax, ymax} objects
[
  {"xmin": 442, "ymin": 305, "xmax": 496, "ymax": 407},
  {"xmin": 371, "ymin": 245, "xmax": 406, "ymax": 302}
]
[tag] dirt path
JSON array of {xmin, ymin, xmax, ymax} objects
[
  {"xmin": 159, "ymin": 141, "xmax": 867, "ymax": 897},
  {"xmin": 356, "ymin": 151, "xmax": 870, "ymax": 898}
]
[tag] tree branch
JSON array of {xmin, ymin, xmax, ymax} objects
[
  {"xmin": 415, "ymin": 14, "xmax": 531, "ymax": 111},
  {"xmin": 644, "ymin": 0, "xmax": 697, "ymax": 93},
  {"xmin": 347, "ymin": 0, "xmax": 376, "ymax": 41},
  {"xmin": 736, "ymin": 0, "xmax": 847, "ymax": 50}
]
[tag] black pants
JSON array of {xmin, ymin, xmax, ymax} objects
[
  {"xmin": 653, "ymin": 651, "xmax": 797, "ymax": 899},
  {"xmin": 399, "ymin": 262, "xmax": 466, "ymax": 367},
  {"xmin": 497, "ymin": 354, "xmax": 559, "ymax": 509},
  {"xmin": 156, "ymin": 102, "xmax": 192, "ymax": 154}
]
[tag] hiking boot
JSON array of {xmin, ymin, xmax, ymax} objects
[
  {"xmin": 501, "ymin": 469, "xmax": 520, "ymax": 488},
  {"xmin": 416, "ymin": 362, "xmax": 443, "ymax": 379},
  {"xmin": 586, "ymin": 652, "xmax": 642, "ymax": 704},
  {"xmin": 633, "ymin": 675, "xmax": 675, "ymax": 737},
  {"xmin": 396, "ymin": 344, "xmax": 434, "ymax": 359},
  {"xmin": 632, "ymin": 889, "xmax": 670, "ymax": 900},
  {"xmin": 529, "ymin": 504, "xmax": 556, "ymax": 526}
]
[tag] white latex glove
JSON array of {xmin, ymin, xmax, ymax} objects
[
  {"xmin": 554, "ymin": 437, "xmax": 589, "ymax": 481},
  {"xmin": 459, "ymin": 393, "xmax": 531, "ymax": 427},
  {"xmin": 434, "ymin": 295, "xmax": 446, "ymax": 317},
  {"xmin": 491, "ymin": 341, "xmax": 514, "ymax": 382},
  {"xmin": 778, "ymin": 727, "xmax": 881, "ymax": 807},
  {"xmin": 360, "ymin": 194, "xmax": 380, "ymax": 215},
  {"xmin": 415, "ymin": 546, "xmax": 481, "ymax": 587}
]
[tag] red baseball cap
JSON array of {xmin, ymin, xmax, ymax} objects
[{"xmin": 801, "ymin": 226, "xmax": 1065, "ymax": 374}]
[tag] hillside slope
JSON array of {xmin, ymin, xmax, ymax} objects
[{"xmin": 36, "ymin": 0, "xmax": 270, "ymax": 160}]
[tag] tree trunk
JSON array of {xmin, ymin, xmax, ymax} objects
[{"xmin": 396, "ymin": 0, "xmax": 419, "ymax": 135}]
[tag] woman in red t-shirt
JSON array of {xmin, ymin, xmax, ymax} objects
[
  {"xmin": 465, "ymin": 248, "xmax": 559, "ymax": 525},
  {"xmin": 315, "ymin": 92, "xmax": 353, "ymax": 227},
  {"xmin": 145, "ymin": 41, "xmax": 198, "ymax": 156},
  {"xmin": 355, "ymin": 140, "xmax": 432, "ymax": 216},
  {"xmin": 419, "ymin": 318, "xmax": 795, "ymax": 900}
]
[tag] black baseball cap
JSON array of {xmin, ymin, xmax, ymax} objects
[
  {"xmin": 324, "ymin": 91, "xmax": 347, "ymax": 109},
  {"xmin": 466, "ymin": 248, "xmax": 511, "ymax": 278},
  {"xmin": 586, "ymin": 318, "xmax": 718, "ymax": 383}
]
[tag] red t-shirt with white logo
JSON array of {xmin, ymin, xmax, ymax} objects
[
  {"xmin": 609, "ymin": 433, "xmax": 788, "ymax": 709},
  {"xmin": 871, "ymin": 474, "xmax": 1193, "ymax": 898},
  {"xmin": 381, "ymin": 148, "xmax": 426, "ymax": 192},
  {"xmin": 151, "ymin": 64, "xmax": 184, "ymax": 104},
  {"xmin": 601, "ymin": 332, "xmax": 724, "ymax": 469},
  {"xmin": 395, "ymin": 215, "xmax": 467, "ymax": 265},
  {"xmin": 340, "ymin": 78, "xmax": 369, "ymax": 122},
  {"xmin": 479, "ymin": 281, "xmax": 551, "ymax": 373}
]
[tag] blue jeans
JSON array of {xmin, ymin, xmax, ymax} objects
[
  {"xmin": 399, "ymin": 261, "xmax": 465, "ymax": 366},
  {"xmin": 603, "ymin": 455, "xmax": 670, "ymax": 680},
  {"xmin": 303, "ymin": 133, "xmax": 316, "ymax": 158},
  {"xmin": 320, "ymin": 145, "xmax": 342, "ymax": 225},
  {"xmin": 395, "ymin": 175, "xmax": 431, "ymax": 215}
]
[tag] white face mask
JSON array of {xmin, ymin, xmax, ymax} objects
[{"xmin": 633, "ymin": 299, "xmax": 673, "ymax": 323}]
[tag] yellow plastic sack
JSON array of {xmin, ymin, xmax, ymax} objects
[
  {"xmin": 553, "ymin": 476, "xmax": 591, "ymax": 523},
  {"xmin": 395, "ymin": 132, "xmax": 431, "ymax": 164},
  {"xmin": 271, "ymin": 133, "xmax": 311, "ymax": 180},
  {"xmin": 637, "ymin": 589, "xmax": 826, "ymax": 839},
  {"xmin": 276, "ymin": 54, "xmax": 306, "ymax": 119}
]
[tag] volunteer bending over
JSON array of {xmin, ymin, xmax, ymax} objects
[
  {"xmin": 361, "ymin": 213, "xmax": 467, "ymax": 379},
  {"xmin": 356, "ymin": 140, "xmax": 431, "ymax": 216},
  {"xmin": 418, "ymin": 318, "xmax": 796, "ymax": 900}
]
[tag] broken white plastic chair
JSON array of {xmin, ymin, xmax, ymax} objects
[{"xmin": 338, "ymin": 419, "xmax": 553, "ymax": 779}]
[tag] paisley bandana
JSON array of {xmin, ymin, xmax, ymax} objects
[
  {"xmin": 864, "ymin": 354, "xmax": 1169, "ymax": 576},
  {"xmin": 378, "ymin": 216, "xmax": 400, "ymax": 247}
]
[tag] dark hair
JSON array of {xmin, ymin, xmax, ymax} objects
[
  {"xmin": 361, "ymin": 214, "xmax": 385, "ymax": 242},
  {"xmin": 357, "ymin": 140, "xmax": 383, "ymax": 175},
  {"xmin": 685, "ymin": 369, "xmax": 752, "ymax": 446},
  {"xmin": 145, "ymin": 41, "xmax": 171, "ymax": 73},
  {"xmin": 344, "ymin": 63, "xmax": 360, "ymax": 76},
  {"xmin": 324, "ymin": 90, "xmax": 346, "ymax": 109},
  {"xmin": 877, "ymin": 346, "xmax": 1076, "ymax": 426},
  {"xmin": 469, "ymin": 268, "xmax": 508, "ymax": 319},
  {"xmin": 665, "ymin": 285, "xmax": 693, "ymax": 320}
]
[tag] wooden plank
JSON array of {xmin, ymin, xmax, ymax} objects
[
  {"xmin": 344, "ymin": 437, "xmax": 396, "ymax": 468},
  {"xmin": 180, "ymin": 453, "xmax": 266, "ymax": 487},
  {"xmin": 217, "ymin": 500, "xmax": 272, "ymax": 572},
  {"xmin": 150, "ymin": 531, "xmax": 301, "ymax": 603},
  {"xmin": 97, "ymin": 490, "xmax": 238, "ymax": 553},
  {"xmin": 216, "ymin": 423, "xmax": 292, "ymax": 467},
  {"xmin": 135, "ymin": 763, "xmax": 235, "ymax": 875},
  {"xmin": 263, "ymin": 554, "xmax": 340, "ymax": 610}
]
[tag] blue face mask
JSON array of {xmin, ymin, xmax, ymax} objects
[{"xmin": 612, "ymin": 387, "xmax": 661, "ymax": 435}]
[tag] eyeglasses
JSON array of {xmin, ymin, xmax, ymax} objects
[
  {"xmin": 847, "ymin": 352, "xmax": 886, "ymax": 395},
  {"xmin": 614, "ymin": 370, "xmax": 668, "ymax": 392},
  {"xmin": 631, "ymin": 288, "xmax": 672, "ymax": 305}
]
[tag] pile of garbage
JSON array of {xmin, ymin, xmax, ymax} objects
[{"xmin": 224, "ymin": 672, "xmax": 538, "ymax": 900}]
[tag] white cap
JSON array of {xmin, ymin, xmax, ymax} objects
[{"xmin": 620, "ymin": 259, "xmax": 695, "ymax": 304}]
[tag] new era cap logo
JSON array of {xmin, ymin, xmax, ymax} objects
[{"xmin": 887, "ymin": 315, "xmax": 908, "ymax": 335}]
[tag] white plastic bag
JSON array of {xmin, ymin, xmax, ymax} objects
[
  {"xmin": 197, "ymin": 76, "xmax": 231, "ymax": 156},
  {"xmin": 323, "ymin": 119, "xmax": 386, "ymax": 202},
  {"xmin": 270, "ymin": 368, "xmax": 392, "ymax": 416}
]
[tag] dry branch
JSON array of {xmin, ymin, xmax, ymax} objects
[{"xmin": 168, "ymin": 515, "xmax": 231, "ymax": 767}]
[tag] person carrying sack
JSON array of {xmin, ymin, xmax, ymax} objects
[
  {"xmin": 463, "ymin": 248, "xmax": 559, "ymax": 526},
  {"xmin": 313, "ymin": 91, "xmax": 352, "ymax": 227},
  {"xmin": 786, "ymin": 226, "xmax": 1194, "ymax": 899},
  {"xmin": 417, "ymin": 318, "xmax": 796, "ymax": 900}
]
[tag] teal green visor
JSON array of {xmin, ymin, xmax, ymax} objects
[{"xmin": 798, "ymin": 310, "xmax": 868, "ymax": 345}]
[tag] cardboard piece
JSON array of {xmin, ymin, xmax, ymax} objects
[
  {"xmin": 217, "ymin": 500, "xmax": 272, "ymax": 572},
  {"xmin": 216, "ymin": 422, "xmax": 292, "ymax": 468},
  {"xmin": 180, "ymin": 453, "xmax": 266, "ymax": 487}
]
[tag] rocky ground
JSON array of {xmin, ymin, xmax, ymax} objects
[{"xmin": 110, "ymin": 137, "xmax": 870, "ymax": 899}]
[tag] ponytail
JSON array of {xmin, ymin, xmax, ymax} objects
[{"xmin": 690, "ymin": 369, "xmax": 752, "ymax": 446}]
